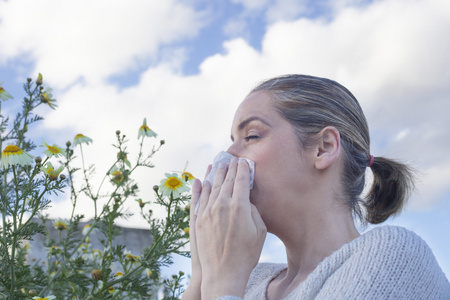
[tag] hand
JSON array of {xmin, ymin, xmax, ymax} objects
[
  {"xmin": 182, "ymin": 165, "xmax": 211, "ymax": 300},
  {"xmin": 195, "ymin": 158, "xmax": 267, "ymax": 299}
]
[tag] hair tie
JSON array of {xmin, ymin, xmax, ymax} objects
[{"xmin": 368, "ymin": 155, "xmax": 374, "ymax": 168}]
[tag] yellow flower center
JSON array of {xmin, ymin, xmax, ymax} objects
[
  {"xmin": 165, "ymin": 177, "xmax": 183, "ymax": 189},
  {"xmin": 75, "ymin": 133, "xmax": 84, "ymax": 139},
  {"xmin": 0, "ymin": 87, "xmax": 4, "ymax": 92},
  {"xmin": 140, "ymin": 124, "xmax": 150, "ymax": 131},
  {"xmin": 3, "ymin": 145, "xmax": 22, "ymax": 155},
  {"xmin": 47, "ymin": 145, "xmax": 61, "ymax": 154},
  {"xmin": 182, "ymin": 171, "xmax": 195, "ymax": 181},
  {"xmin": 42, "ymin": 93, "xmax": 50, "ymax": 103},
  {"xmin": 112, "ymin": 171, "xmax": 124, "ymax": 183},
  {"xmin": 55, "ymin": 222, "xmax": 67, "ymax": 230}
]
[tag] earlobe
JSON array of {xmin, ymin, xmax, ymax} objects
[{"xmin": 314, "ymin": 126, "xmax": 341, "ymax": 170}]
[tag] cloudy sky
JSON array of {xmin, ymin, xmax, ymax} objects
[{"xmin": 1, "ymin": 0, "xmax": 449, "ymax": 280}]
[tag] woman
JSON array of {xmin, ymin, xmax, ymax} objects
[{"xmin": 182, "ymin": 75, "xmax": 450, "ymax": 299}]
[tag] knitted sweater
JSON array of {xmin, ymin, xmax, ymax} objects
[{"xmin": 217, "ymin": 226, "xmax": 450, "ymax": 300}]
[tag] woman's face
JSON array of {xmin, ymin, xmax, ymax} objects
[{"xmin": 227, "ymin": 91, "xmax": 317, "ymax": 225}]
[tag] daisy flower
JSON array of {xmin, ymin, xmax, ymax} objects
[
  {"xmin": 41, "ymin": 162, "xmax": 64, "ymax": 181},
  {"xmin": 117, "ymin": 151, "xmax": 131, "ymax": 167},
  {"xmin": 145, "ymin": 268, "xmax": 153, "ymax": 278},
  {"xmin": 54, "ymin": 219, "xmax": 68, "ymax": 231},
  {"xmin": 108, "ymin": 286, "xmax": 117, "ymax": 294},
  {"xmin": 109, "ymin": 165, "xmax": 124, "ymax": 185},
  {"xmin": 0, "ymin": 82, "xmax": 13, "ymax": 100},
  {"xmin": 82, "ymin": 223, "xmax": 98, "ymax": 236},
  {"xmin": 73, "ymin": 133, "xmax": 93, "ymax": 147},
  {"xmin": 41, "ymin": 87, "xmax": 57, "ymax": 109},
  {"xmin": 33, "ymin": 295, "xmax": 56, "ymax": 300},
  {"xmin": 125, "ymin": 252, "xmax": 140, "ymax": 264},
  {"xmin": 1, "ymin": 145, "xmax": 34, "ymax": 168},
  {"xmin": 48, "ymin": 245, "xmax": 62, "ymax": 255},
  {"xmin": 159, "ymin": 173, "xmax": 190, "ymax": 198},
  {"xmin": 138, "ymin": 118, "xmax": 157, "ymax": 139},
  {"xmin": 181, "ymin": 161, "xmax": 195, "ymax": 185},
  {"xmin": 41, "ymin": 140, "xmax": 66, "ymax": 158},
  {"xmin": 115, "ymin": 271, "xmax": 124, "ymax": 277}
]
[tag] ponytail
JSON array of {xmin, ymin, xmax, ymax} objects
[{"xmin": 365, "ymin": 157, "xmax": 415, "ymax": 224}]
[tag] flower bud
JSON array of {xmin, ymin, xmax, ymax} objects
[
  {"xmin": 60, "ymin": 174, "xmax": 66, "ymax": 180},
  {"xmin": 183, "ymin": 227, "xmax": 190, "ymax": 235},
  {"xmin": 116, "ymin": 130, "xmax": 120, "ymax": 135},
  {"xmin": 28, "ymin": 290, "xmax": 36, "ymax": 296},
  {"xmin": 91, "ymin": 269, "xmax": 103, "ymax": 281},
  {"xmin": 66, "ymin": 141, "xmax": 71, "ymax": 147},
  {"xmin": 36, "ymin": 73, "xmax": 43, "ymax": 85},
  {"xmin": 27, "ymin": 78, "xmax": 32, "ymax": 83},
  {"xmin": 153, "ymin": 185, "xmax": 159, "ymax": 192},
  {"xmin": 160, "ymin": 140, "xmax": 165, "ymax": 145},
  {"xmin": 35, "ymin": 156, "xmax": 42, "ymax": 165}
]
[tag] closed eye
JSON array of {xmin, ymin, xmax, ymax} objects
[{"xmin": 244, "ymin": 135, "xmax": 259, "ymax": 141}]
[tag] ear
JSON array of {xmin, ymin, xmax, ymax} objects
[{"xmin": 314, "ymin": 126, "xmax": 341, "ymax": 170}]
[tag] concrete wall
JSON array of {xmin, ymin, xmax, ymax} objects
[{"xmin": 26, "ymin": 218, "xmax": 153, "ymax": 266}]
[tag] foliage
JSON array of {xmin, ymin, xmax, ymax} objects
[{"xmin": 0, "ymin": 76, "xmax": 192, "ymax": 299}]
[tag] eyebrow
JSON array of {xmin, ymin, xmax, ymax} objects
[{"xmin": 230, "ymin": 116, "xmax": 272, "ymax": 141}]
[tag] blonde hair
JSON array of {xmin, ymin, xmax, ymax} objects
[{"xmin": 251, "ymin": 74, "xmax": 414, "ymax": 224}]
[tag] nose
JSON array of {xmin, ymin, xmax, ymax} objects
[{"xmin": 226, "ymin": 143, "xmax": 239, "ymax": 157}]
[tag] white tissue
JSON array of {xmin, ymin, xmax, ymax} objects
[
  {"xmin": 195, "ymin": 151, "xmax": 255, "ymax": 214},
  {"xmin": 205, "ymin": 151, "xmax": 255, "ymax": 189}
]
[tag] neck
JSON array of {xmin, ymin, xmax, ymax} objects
[{"xmin": 271, "ymin": 202, "xmax": 360, "ymax": 283}]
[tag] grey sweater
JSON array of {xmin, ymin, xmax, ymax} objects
[{"xmin": 217, "ymin": 226, "xmax": 450, "ymax": 299}]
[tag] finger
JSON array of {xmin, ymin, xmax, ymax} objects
[
  {"xmin": 196, "ymin": 179, "xmax": 212, "ymax": 215},
  {"xmin": 204, "ymin": 164, "xmax": 212, "ymax": 179},
  {"xmin": 194, "ymin": 165, "xmax": 213, "ymax": 215},
  {"xmin": 208, "ymin": 161, "xmax": 228, "ymax": 206},
  {"xmin": 232, "ymin": 158, "xmax": 251, "ymax": 204},
  {"xmin": 218, "ymin": 156, "xmax": 238, "ymax": 199},
  {"xmin": 191, "ymin": 179, "xmax": 202, "ymax": 217}
]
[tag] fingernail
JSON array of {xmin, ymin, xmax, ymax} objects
[{"xmin": 230, "ymin": 156, "xmax": 238, "ymax": 164}]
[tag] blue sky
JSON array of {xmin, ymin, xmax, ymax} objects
[{"xmin": 1, "ymin": 0, "xmax": 449, "ymax": 281}]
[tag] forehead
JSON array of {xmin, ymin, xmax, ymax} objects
[{"xmin": 232, "ymin": 91, "xmax": 276, "ymax": 125}]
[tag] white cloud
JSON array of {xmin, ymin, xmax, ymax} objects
[
  {"xmin": 0, "ymin": 0, "xmax": 207, "ymax": 88},
  {"xmin": 265, "ymin": 0, "xmax": 308, "ymax": 23}
]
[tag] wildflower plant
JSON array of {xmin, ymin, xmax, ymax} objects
[{"xmin": 0, "ymin": 75, "xmax": 193, "ymax": 299}]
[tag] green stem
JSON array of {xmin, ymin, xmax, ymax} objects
[
  {"xmin": 39, "ymin": 182, "xmax": 121, "ymax": 297},
  {"xmin": 96, "ymin": 193, "xmax": 175, "ymax": 295},
  {"xmin": 80, "ymin": 144, "xmax": 98, "ymax": 218},
  {"xmin": 9, "ymin": 166, "xmax": 21, "ymax": 300}
]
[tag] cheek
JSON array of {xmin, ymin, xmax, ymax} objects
[{"xmin": 249, "ymin": 156, "xmax": 278, "ymax": 204}]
